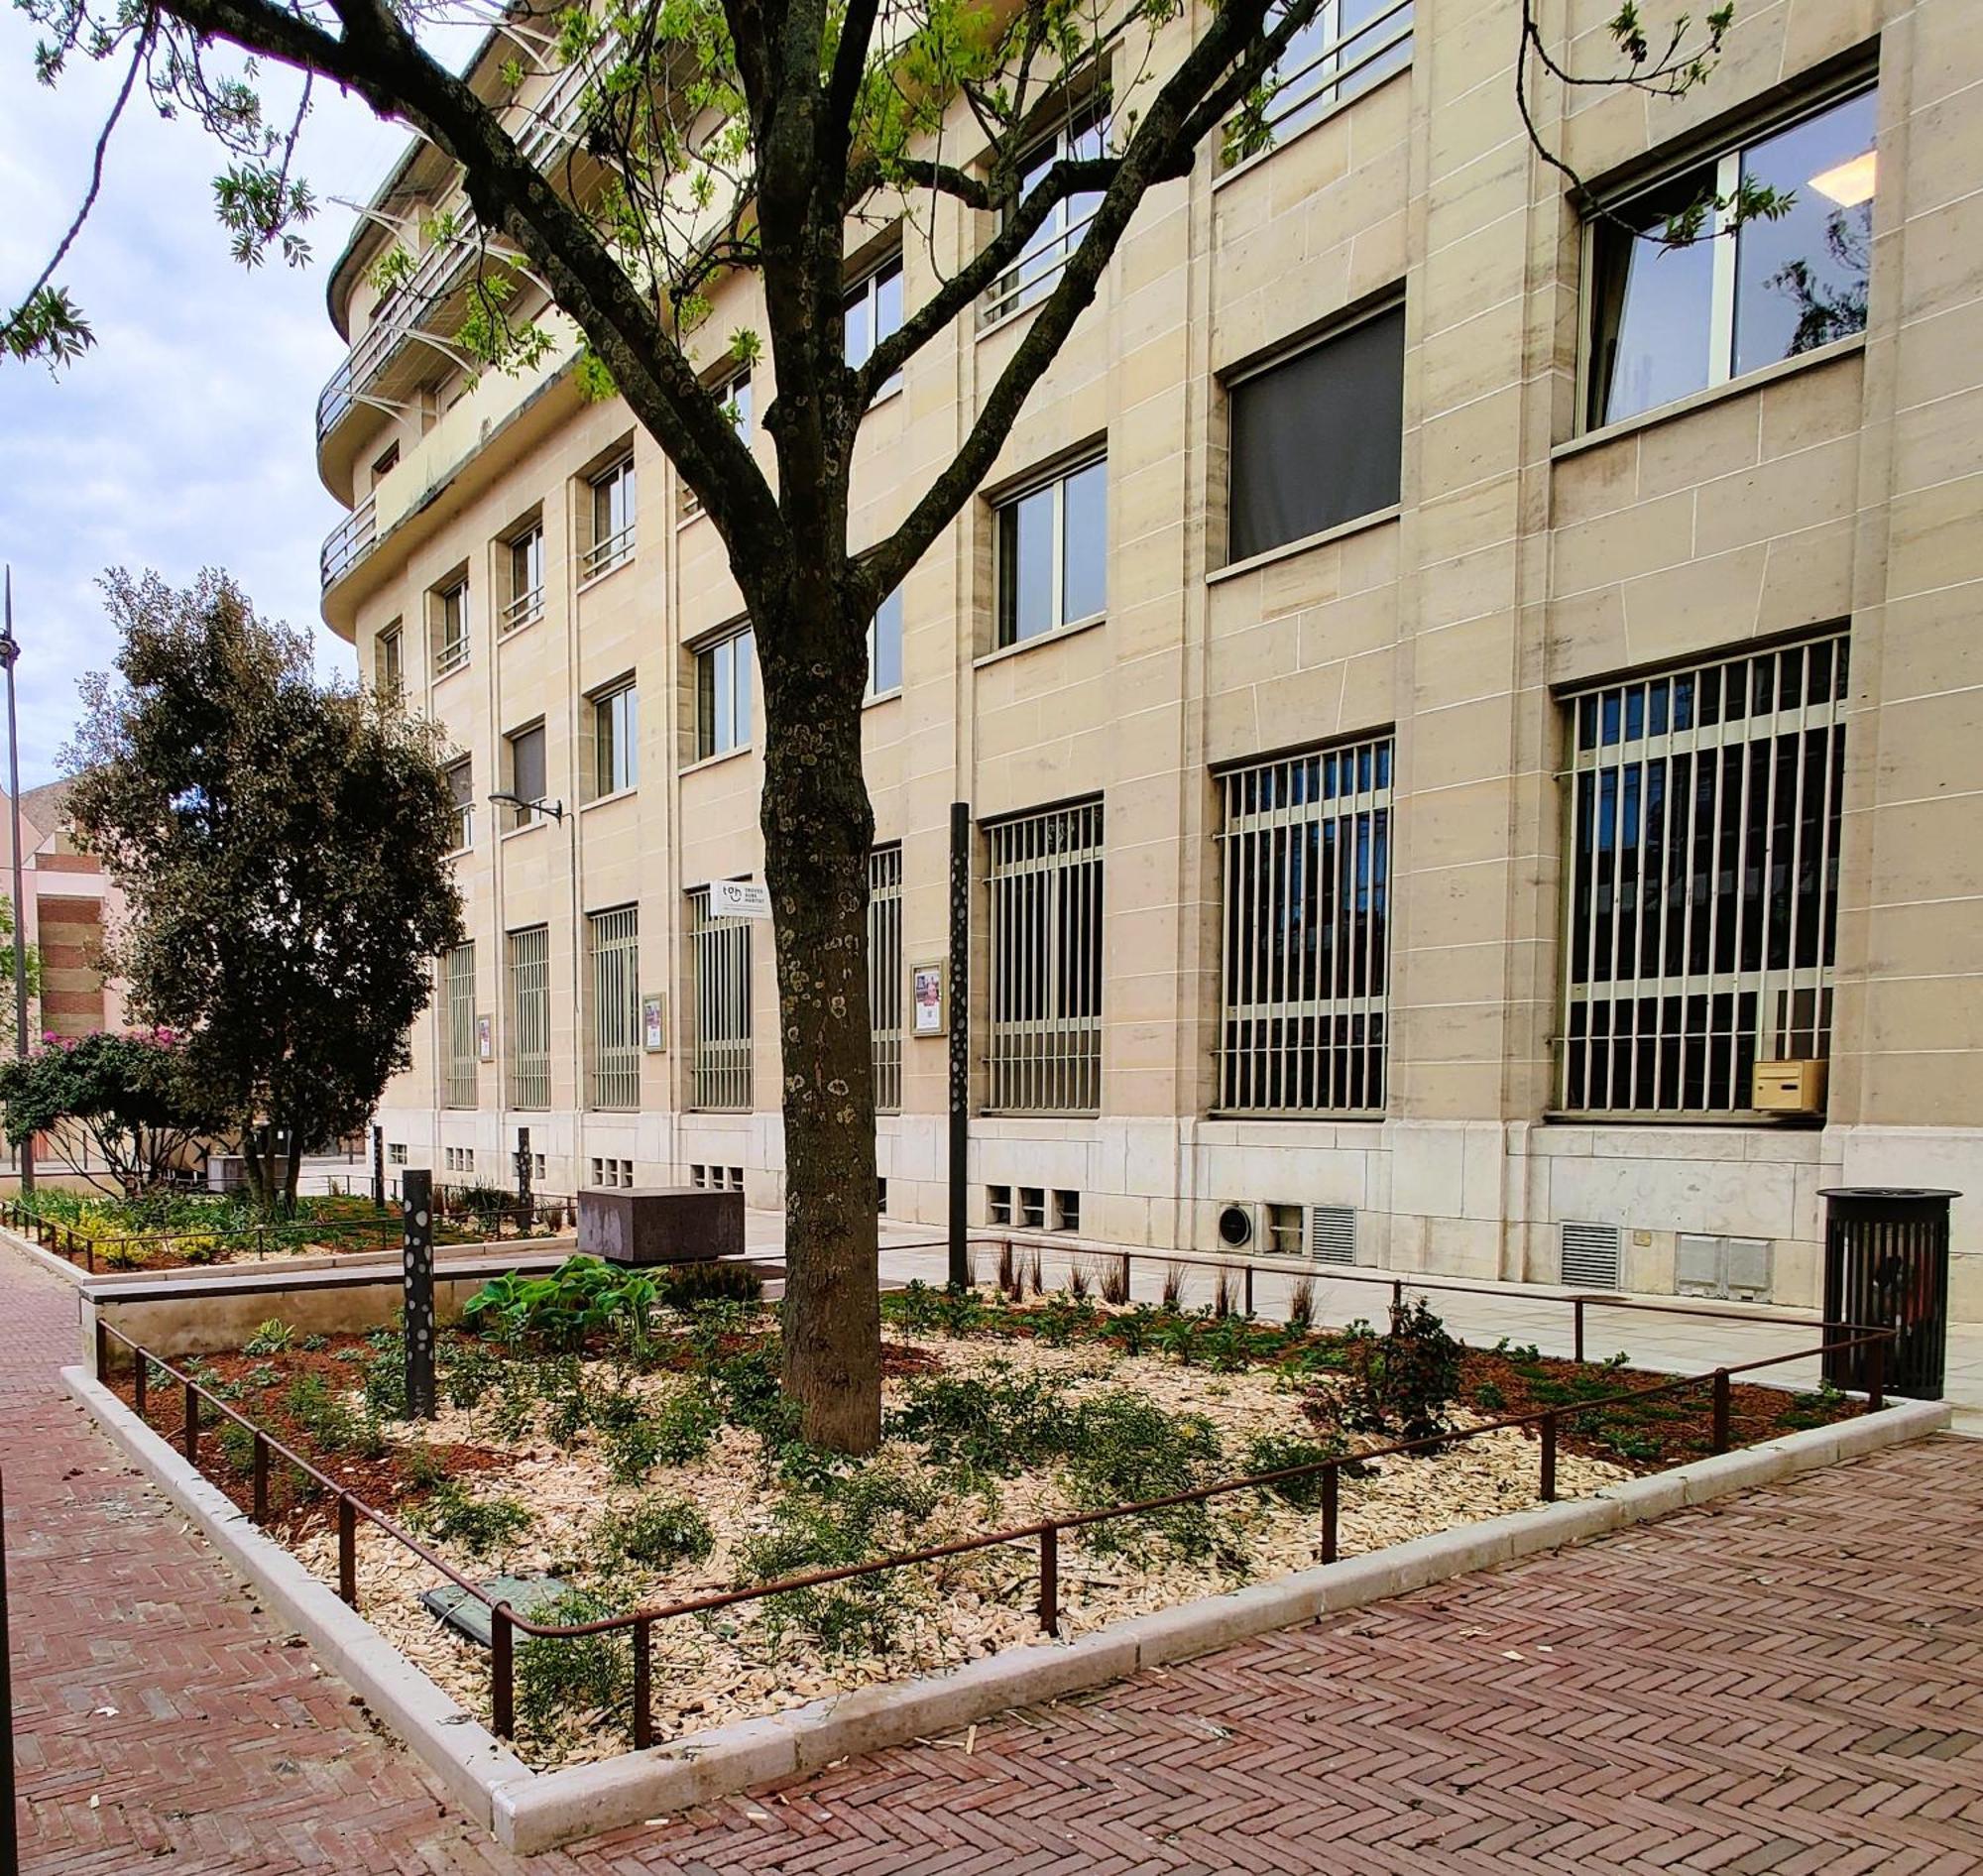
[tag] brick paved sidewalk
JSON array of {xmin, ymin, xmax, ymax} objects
[{"xmin": 6, "ymin": 1237, "xmax": 1983, "ymax": 1873}]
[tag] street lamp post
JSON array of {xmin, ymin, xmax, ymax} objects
[{"xmin": 0, "ymin": 570, "xmax": 30, "ymax": 1197}]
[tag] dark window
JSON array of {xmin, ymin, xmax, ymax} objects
[
  {"xmin": 507, "ymin": 723, "xmax": 546, "ymax": 825},
  {"xmin": 1227, "ymin": 303, "xmax": 1404, "ymax": 562}
]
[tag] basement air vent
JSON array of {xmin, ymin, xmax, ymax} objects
[
  {"xmin": 1307, "ymin": 1205, "xmax": 1356, "ymax": 1265},
  {"xmin": 1561, "ymin": 1221, "xmax": 1623, "ymax": 1289}
]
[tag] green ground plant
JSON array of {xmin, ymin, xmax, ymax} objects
[
  {"xmin": 414, "ymin": 1478, "xmax": 534, "ymax": 1557},
  {"xmin": 598, "ymin": 1494, "xmax": 714, "ymax": 1569},
  {"xmin": 516, "ymin": 1588, "xmax": 631, "ymax": 1737}
]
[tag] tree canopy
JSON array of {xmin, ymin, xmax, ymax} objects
[{"xmin": 62, "ymin": 569, "xmax": 467, "ymax": 1211}]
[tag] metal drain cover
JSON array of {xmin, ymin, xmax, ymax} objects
[{"xmin": 420, "ymin": 1574, "xmax": 572, "ymax": 1648}]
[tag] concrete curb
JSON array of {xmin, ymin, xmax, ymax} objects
[
  {"xmin": 63, "ymin": 1360, "xmax": 1948, "ymax": 1855},
  {"xmin": 60, "ymin": 1365, "xmax": 537, "ymax": 1830},
  {"xmin": 9, "ymin": 1225, "xmax": 575, "ymax": 1293}
]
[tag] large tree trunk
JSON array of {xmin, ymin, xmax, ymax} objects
[{"xmin": 756, "ymin": 575, "xmax": 882, "ymax": 1456}]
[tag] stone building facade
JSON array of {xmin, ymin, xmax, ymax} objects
[{"xmin": 317, "ymin": 0, "xmax": 1983, "ymax": 1313}]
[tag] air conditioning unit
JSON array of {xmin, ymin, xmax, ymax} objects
[
  {"xmin": 1561, "ymin": 1220, "xmax": 1623, "ymax": 1290},
  {"xmin": 1217, "ymin": 1202, "xmax": 1263, "ymax": 1251},
  {"xmin": 1306, "ymin": 1205, "xmax": 1356, "ymax": 1265},
  {"xmin": 1753, "ymin": 1060, "xmax": 1826, "ymax": 1114}
]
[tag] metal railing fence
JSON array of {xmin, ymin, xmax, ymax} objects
[{"xmin": 93, "ymin": 1283, "xmax": 1894, "ymax": 1752}]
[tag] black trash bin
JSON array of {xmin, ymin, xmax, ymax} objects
[{"xmin": 1819, "ymin": 1187, "xmax": 1959, "ymax": 1401}]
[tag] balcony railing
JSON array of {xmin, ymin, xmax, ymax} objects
[
  {"xmin": 320, "ymin": 494, "xmax": 378, "ymax": 590},
  {"xmin": 315, "ymin": 54, "xmax": 601, "ymax": 452},
  {"xmin": 579, "ymin": 527, "xmax": 636, "ymax": 583},
  {"xmin": 434, "ymin": 636, "xmax": 470, "ymax": 680},
  {"xmin": 500, "ymin": 587, "xmax": 545, "ymax": 636}
]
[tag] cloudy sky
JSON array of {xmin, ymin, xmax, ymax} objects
[{"xmin": 0, "ymin": 25, "xmax": 434, "ymax": 788}]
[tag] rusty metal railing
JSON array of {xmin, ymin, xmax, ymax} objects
[{"xmin": 92, "ymin": 1307, "xmax": 1896, "ymax": 1751}]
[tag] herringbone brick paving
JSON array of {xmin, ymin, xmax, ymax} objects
[{"xmin": 4, "ymin": 1238, "xmax": 1982, "ymax": 1872}]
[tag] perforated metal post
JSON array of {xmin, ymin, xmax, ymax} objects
[
  {"xmin": 1038, "ymin": 1525, "xmax": 1059, "ymax": 1637},
  {"xmin": 1540, "ymin": 1412, "xmax": 1557, "ymax": 1501},
  {"xmin": 403, "ymin": 1169, "xmax": 436, "ymax": 1420},
  {"xmin": 372, "ymin": 1123, "xmax": 385, "ymax": 1211},
  {"xmin": 1711, "ymin": 1369, "xmax": 1731, "ymax": 1454},
  {"xmin": 514, "ymin": 1125, "xmax": 532, "ymax": 1218},
  {"xmin": 1322, "ymin": 1465, "xmax": 1340, "ymax": 1564}
]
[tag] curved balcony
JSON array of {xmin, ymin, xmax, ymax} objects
[
  {"xmin": 320, "ymin": 493, "xmax": 378, "ymax": 592},
  {"xmin": 314, "ymin": 56, "xmax": 601, "ymax": 498}
]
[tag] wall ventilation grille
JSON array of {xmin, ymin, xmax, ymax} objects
[
  {"xmin": 1308, "ymin": 1205, "xmax": 1356, "ymax": 1265},
  {"xmin": 1562, "ymin": 1221, "xmax": 1623, "ymax": 1289}
]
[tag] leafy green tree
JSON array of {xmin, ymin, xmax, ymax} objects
[
  {"xmin": 61, "ymin": 569, "xmax": 467, "ymax": 1212},
  {"xmin": 1, "ymin": 0, "xmax": 1761, "ymax": 1448},
  {"xmin": 0, "ymin": 1026, "xmax": 215, "ymax": 1193}
]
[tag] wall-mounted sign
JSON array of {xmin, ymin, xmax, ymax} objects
[
  {"xmin": 708, "ymin": 879, "xmax": 773, "ymax": 920},
  {"xmin": 911, "ymin": 960, "xmax": 945, "ymax": 1037},
  {"xmin": 642, "ymin": 993, "xmax": 666, "ymax": 1052},
  {"xmin": 475, "ymin": 1013, "xmax": 494, "ymax": 1061}
]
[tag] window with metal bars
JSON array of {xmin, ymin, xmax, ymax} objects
[
  {"xmin": 869, "ymin": 846, "xmax": 902, "ymax": 1113},
  {"xmin": 1238, "ymin": 0, "xmax": 1413, "ymax": 158},
  {"xmin": 1558, "ymin": 632, "xmax": 1848, "ymax": 1114},
  {"xmin": 583, "ymin": 456, "xmax": 637, "ymax": 580},
  {"xmin": 1218, "ymin": 737, "xmax": 1392, "ymax": 1114},
  {"xmin": 689, "ymin": 887, "xmax": 753, "ymax": 1111},
  {"xmin": 987, "ymin": 799, "xmax": 1104, "ymax": 1113},
  {"xmin": 443, "ymin": 942, "xmax": 477, "ymax": 1110},
  {"xmin": 508, "ymin": 925, "xmax": 551, "ymax": 1110},
  {"xmin": 589, "ymin": 905, "xmax": 641, "ymax": 1111}
]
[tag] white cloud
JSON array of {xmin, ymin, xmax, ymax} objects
[{"xmin": 0, "ymin": 22, "xmax": 417, "ymax": 783}]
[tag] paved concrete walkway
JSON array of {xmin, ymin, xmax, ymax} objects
[{"xmin": 6, "ymin": 1235, "xmax": 1983, "ymax": 1872}]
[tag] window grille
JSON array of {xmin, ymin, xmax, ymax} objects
[
  {"xmin": 589, "ymin": 905, "xmax": 641, "ymax": 1111},
  {"xmin": 1559, "ymin": 633, "xmax": 1848, "ymax": 1114},
  {"xmin": 503, "ymin": 526, "xmax": 544, "ymax": 634},
  {"xmin": 444, "ymin": 943, "xmax": 477, "ymax": 1109},
  {"xmin": 1244, "ymin": 0, "xmax": 1413, "ymax": 155},
  {"xmin": 433, "ymin": 580, "xmax": 469, "ymax": 677},
  {"xmin": 508, "ymin": 925, "xmax": 551, "ymax": 1110},
  {"xmin": 1218, "ymin": 737, "xmax": 1391, "ymax": 1114},
  {"xmin": 689, "ymin": 887, "xmax": 753, "ymax": 1111},
  {"xmin": 584, "ymin": 457, "xmax": 637, "ymax": 579},
  {"xmin": 988, "ymin": 799, "xmax": 1104, "ymax": 1113},
  {"xmin": 869, "ymin": 846, "xmax": 902, "ymax": 1113},
  {"xmin": 985, "ymin": 103, "xmax": 1106, "ymax": 324}
]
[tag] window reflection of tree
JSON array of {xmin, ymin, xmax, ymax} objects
[{"xmin": 1768, "ymin": 209, "xmax": 1869, "ymax": 356}]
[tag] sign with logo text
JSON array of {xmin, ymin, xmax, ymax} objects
[{"xmin": 707, "ymin": 879, "xmax": 773, "ymax": 920}]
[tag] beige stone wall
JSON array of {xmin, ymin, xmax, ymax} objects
[{"xmin": 324, "ymin": 0, "xmax": 1983, "ymax": 1313}]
